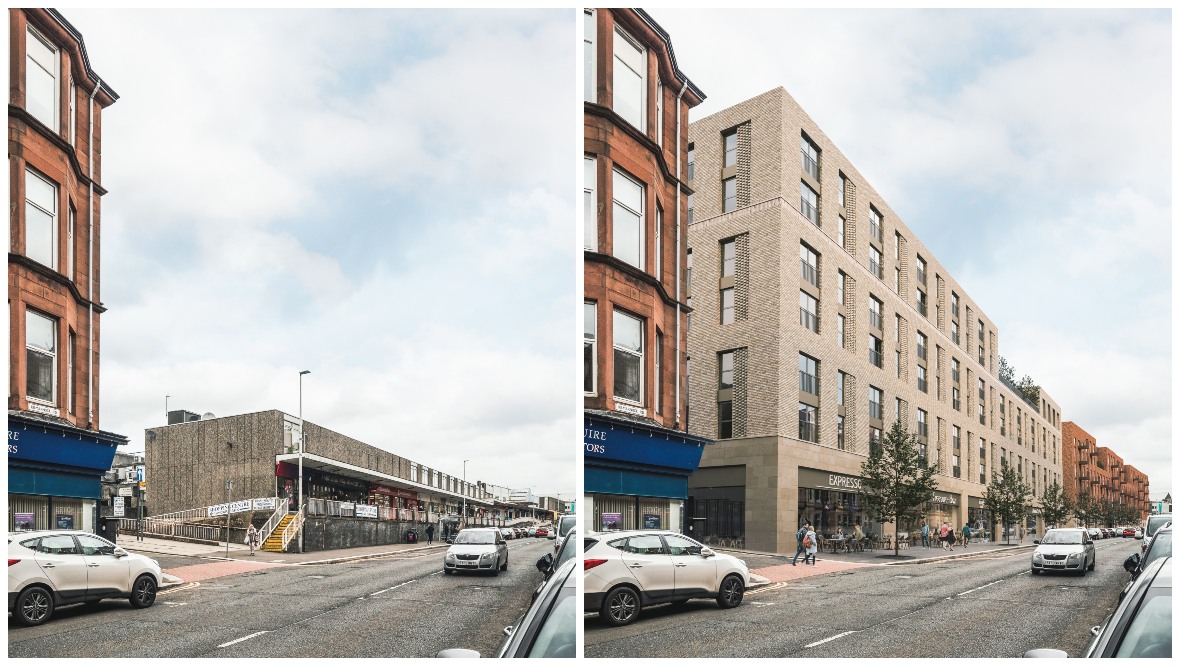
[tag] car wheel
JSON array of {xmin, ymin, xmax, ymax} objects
[
  {"xmin": 1088, "ymin": 556, "xmax": 1095, "ymax": 572},
  {"xmin": 15, "ymin": 586, "xmax": 55, "ymax": 627},
  {"xmin": 501, "ymin": 555, "xmax": 508, "ymax": 571},
  {"xmin": 129, "ymin": 575, "xmax": 157, "ymax": 609},
  {"xmin": 716, "ymin": 574, "xmax": 745, "ymax": 609},
  {"xmin": 444, "ymin": 568, "xmax": 453, "ymax": 575},
  {"xmin": 602, "ymin": 586, "xmax": 641, "ymax": 627},
  {"xmin": 1031, "ymin": 568, "xmax": 1040, "ymax": 575}
]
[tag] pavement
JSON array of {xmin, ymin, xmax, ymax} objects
[{"xmin": 120, "ymin": 534, "xmax": 457, "ymax": 588}]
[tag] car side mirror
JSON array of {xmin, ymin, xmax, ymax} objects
[
  {"xmin": 536, "ymin": 553, "xmax": 554, "ymax": 574},
  {"xmin": 113, "ymin": 548, "xmax": 129, "ymax": 558},
  {"xmin": 700, "ymin": 547, "xmax": 715, "ymax": 558},
  {"xmin": 1123, "ymin": 554, "xmax": 1140, "ymax": 574},
  {"xmin": 436, "ymin": 649, "xmax": 481, "ymax": 658},
  {"xmin": 1033, "ymin": 539, "xmax": 1040, "ymax": 544}
]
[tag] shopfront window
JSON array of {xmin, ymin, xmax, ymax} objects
[{"xmin": 797, "ymin": 487, "xmax": 881, "ymax": 538}]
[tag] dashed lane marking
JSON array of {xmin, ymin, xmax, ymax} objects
[
  {"xmin": 218, "ymin": 631, "xmax": 269, "ymax": 648},
  {"xmin": 806, "ymin": 630, "xmax": 858, "ymax": 648},
  {"xmin": 370, "ymin": 579, "xmax": 418, "ymax": 597},
  {"xmin": 957, "ymin": 579, "xmax": 1005, "ymax": 597}
]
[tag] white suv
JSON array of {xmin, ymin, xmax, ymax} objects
[
  {"xmin": 8, "ymin": 530, "xmax": 162, "ymax": 626},
  {"xmin": 584, "ymin": 530, "xmax": 749, "ymax": 626}
]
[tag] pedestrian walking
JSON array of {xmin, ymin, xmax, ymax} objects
[
  {"xmin": 246, "ymin": 524, "xmax": 259, "ymax": 556},
  {"xmin": 961, "ymin": 523, "xmax": 971, "ymax": 548},
  {"xmin": 921, "ymin": 521, "xmax": 930, "ymax": 548},
  {"xmin": 939, "ymin": 522, "xmax": 950, "ymax": 551},
  {"xmin": 804, "ymin": 524, "xmax": 819, "ymax": 565},
  {"xmin": 425, "ymin": 523, "xmax": 435, "ymax": 545},
  {"xmin": 791, "ymin": 521, "xmax": 809, "ymax": 566}
]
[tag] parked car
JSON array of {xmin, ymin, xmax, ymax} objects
[
  {"xmin": 444, "ymin": 527, "xmax": 508, "ymax": 576},
  {"xmin": 1123, "ymin": 527, "xmax": 1137, "ymax": 538},
  {"xmin": 535, "ymin": 527, "xmax": 549, "ymax": 538},
  {"xmin": 1024, "ymin": 558, "xmax": 1171, "ymax": 658},
  {"xmin": 498, "ymin": 527, "xmax": 514, "ymax": 541},
  {"xmin": 584, "ymin": 530, "xmax": 749, "ymax": 627},
  {"xmin": 1030, "ymin": 528, "xmax": 1096, "ymax": 576},
  {"xmin": 1122, "ymin": 526, "xmax": 1171, "ymax": 600},
  {"xmin": 534, "ymin": 528, "xmax": 577, "ymax": 601},
  {"xmin": 437, "ymin": 557, "xmax": 577, "ymax": 658},
  {"xmin": 1086, "ymin": 528, "xmax": 1101, "ymax": 541},
  {"xmin": 1142, "ymin": 515, "xmax": 1171, "ymax": 553},
  {"xmin": 8, "ymin": 530, "xmax": 161, "ymax": 627},
  {"xmin": 553, "ymin": 514, "xmax": 577, "ymax": 553}
]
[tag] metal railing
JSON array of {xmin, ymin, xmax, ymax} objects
[
  {"xmin": 799, "ymin": 308, "xmax": 818, "ymax": 333},
  {"xmin": 800, "ymin": 198, "xmax": 819, "ymax": 226},
  {"xmin": 118, "ymin": 517, "xmax": 239, "ymax": 544},
  {"xmin": 869, "ymin": 311, "xmax": 883, "ymax": 330},
  {"xmin": 869, "ymin": 402, "xmax": 883, "ymax": 420},
  {"xmin": 798, "ymin": 420, "xmax": 818, "ymax": 443},
  {"xmin": 802, "ymin": 153, "xmax": 819, "ymax": 180},
  {"xmin": 869, "ymin": 349, "xmax": 883, "ymax": 368},
  {"xmin": 279, "ymin": 510, "xmax": 304, "ymax": 551},
  {"xmin": 801, "ymin": 261, "xmax": 818, "ymax": 287},
  {"xmin": 918, "ymin": 377, "xmax": 928, "ymax": 393},
  {"xmin": 870, "ymin": 258, "xmax": 882, "ymax": 279},
  {"xmin": 257, "ymin": 501, "xmax": 288, "ymax": 543},
  {"xmin": 799, "ymin": 371, "xmax": 818, "ymax": 396}
]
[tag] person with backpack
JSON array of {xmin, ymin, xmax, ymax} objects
[
  {"xmin": 803, "ymin": 524, "xmax": 818, "ymax": 565},
  {"xmin": 792, "ymin": 521, "xmax": 810, "ymax": 566},
  {"xmin": 921, "ymin": 521, "xmax": 930, "ymax": 548},
  {"xmin": 961, "ymin": 523, "xmax": 971, "ymax": 548}
]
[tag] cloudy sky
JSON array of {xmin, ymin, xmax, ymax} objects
[
  {"xmin": 652, "ymin": 8, "xmax": 1172, "ymax": 496},
  {"xmin": 67, "ymin": 9, "xmax": 577, "ymax": 498}
]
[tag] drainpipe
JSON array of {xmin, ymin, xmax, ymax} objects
[
  {"xmin": 87, "ymin": 78, "xmax": 101, "ymax": 428},
  {"xmin": 674, "ymin": 81, "xmax": 688, "ymax": 428}
]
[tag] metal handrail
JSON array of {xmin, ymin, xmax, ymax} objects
[
  {"xmin": 280, "ymin": 509, "xmax": 304, "ymax": 550},
  {"xmin": 257, "ymin": 499, "xmax": 287, "ymax": 542}
]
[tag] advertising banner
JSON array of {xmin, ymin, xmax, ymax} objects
[
  {"xmin": 230, "ymin": 500, "xmax": 252, "ymax": 514},
  {"xmin": 208, "ymin": 503, "xmax": 229, "ymax": 517},
  {"xmin": 253, "ymin": 497, "xmax": 277, "ymax": 511},
  {"xmin": 601, "ymin": 512, "xmax": 623, "ymax": 531},
  {"xmin": 55, "ymin": 514, "xmax": 75, "ymax": 529},
  {"xmin": 355, "ymin": 504, "xmax": 378, "ymax": 518},
  {"xmin": 643, "ymin": 514, "xmax": 661, "ymax": 529},
  {"xmin": 15, "ymin": 513, "xmax": 35, "ymax": 529}
]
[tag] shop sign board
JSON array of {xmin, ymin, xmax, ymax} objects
[
  {"xmin": 355, "ymin": 504, "xmax": 378, "ymax": 518},
  {"xmin": 798, "ymin": 467, "xmax": 864, "ymax": 492},
  {"xmin": 341, "ymin": 502, "xmax": 355, "ymax": 511},
  {"xmin": 601, "ymin": 513, "xmax": 623, "ymax": 530},
  {"xmin": 253, "ymin": 497, "xmax": 276, "ymax": 511},
  {"xmin": 14, "ymin": 513, "xmax": 35, "ymax": 529},
  {"xmin": 55, "ymin": 514, "xmax": 74, "ymax": 529},
  {"xmin": 118, "ymin": 486, "xmax": 133, "ymax": 497},
  {"xmin": 113, "ymin": 497, "xmax": 125, "ymax": 517},
  {"xmin": 643, "ymin": 514, "xmax": 661, "ymax": 529},
  {"xmin": 930, "ymin": 491, "xmax": 959, "ymax": 506},
  {"xmin": 230, "ymin": 500, "xmax": 252, "ymax": 514},
  {"xmin": 209, "ymin": 503, "xmax": 229, "ymax": 517},
  {"xmin": 584, "ymin": 418, "xmax": 709, "ymax": 472}
]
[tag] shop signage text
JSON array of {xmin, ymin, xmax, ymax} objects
[
  {"xmin": 827, "ymin": 474, "xmax": 862, "ymax": 491},
  {"xmin": 252, "ymin": 497, "xmax": 276, "ymax": 511},
  {"xmin": 931, "ymin": 492, "xmax": 959, "ymax": 506},
  {"xmin": 355, "ymin": 504, "xmax": 378, "ymax": 518}
]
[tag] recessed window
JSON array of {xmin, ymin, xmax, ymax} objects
[
  {"xmin": 951, "ymin": 292, "xmax": 959, "ymax": 318},
  {"xmin": 799, "ymin": 291, "xmax": 818, "ymax": 333},
  {"xmin": 67, "ymin": 329, "xmax": 75, "ymax": 414},
  {"xmin": 583, "ymin": 10, "xmax": 596, "ymax": 101},
  {"xmin": 869, "ymin": 296, "xmax": 883, "ymax": 330},
  {"xmin": 26, "ymin": 309, "xmax": 57, "ymax": 405},
  {"xmin": 869, "ymin": 335, "xmax": 883, "ymax": 368},
  {"xmin": 723, "ymin": 177, "xmax": 737, "ymax": 213},
  {"xmin": 917, "ymin": 289, "xmax": 927, "ymax": 317},
  {"xmin": 687, "ymin": 143, "xmax": 695, "ymax": 181},
  {"xmin": 837, "ymin": 271, "xmax": 846, "ymax": 305},
  {"xmin": 917, "ymin": 332, "xmax": 928, "ymax": 361},
  {"xmin": 837, "ymin": 314, "xmax": 845, "ymax": 347},
  {"xmin": 612, "ymin": 27, "xmax": 646, "ymax": 131},
  {"xmin": 686, "ymin": 248, "xmax": 693, "ymax": 292},
  {"xmin": 838, "ymin": 215, "xmax": 847, "ymax": 248},
  {"xmin": 869, "ymin": 246, "xmax": 883, "ymax": 280},
  {"xmin": 612, "ymin": 169, "xmax": 644, "ymax": 269},
  {"xmin": 25, "ymin": 169, "xmax": 57, "ymax": 270},
  {"xmin": 917, "ymin": 365, "xmax": 928, "ymax": 393},
  {"xmin": 800, "ymin": 243, "xmax": 819, "ymax": 287},
  {"xmin": 723, "ymin": 131, "xmax": 737, "ymax": 168},
  {"xmin": 798, "ymin": 403, "xmax": 818, "ymax": 443},
  {"xmin": 719, "ymin": 351, "xmax": 733, "ymax": 389},
  {"xmin": 798, "ymin": 353, "xmax": 819, "ymax": 396},
  {"xmin": 687, "ymin": 193, "xmax": 694, "ymax": 225},
  {"xmin": 917, "ymin": 408, "xmax": 928, "ymax": 438},
  {"xmin": 655, "ymin": 80, "xmax": 664, "ymax": 147},
  {"xmin": 953, "ymin": 426, "xmax": 961, "ymax": 478},
  {"xmin": 69, "ymin": 77, "xmax": 76, "ymax": 146},
  {"xmin": 25, "ymin": 27, "xmax": 58, "ymax": 130},
  {"xmin": 870, "ymin": 426, "xmax": 882, "ymax": 454},
  {"xmin": 838, "ymin": 175, "xmax": 847, "ymax": 208},
  {"xmin": 584, "ymin": 302, "xmax": 597, "ymax": 395},
  {"xmin": 837, "ymin": 415, "xmax": 845, "ymax": 450},
  {"xmin": 916, "ymin": 255, "xmax": 927, "ymax": 285},
  {"xmin": 718, "ymin": 400, "xmax": 733, "ymax": 439},
  {"xmin": 721, "ymin": 288, "xmax": 735, "ymax": 325},
  {"xmin": 869, "ymin": 206, "xmax": 883, "ymax": 243},
  {"xmin": 837, "ymin": 371, "xmax": 846, "ymax": 406},
  {"xmin": 800, "ymin": 181, "xmax": 819, "ymax": 226},
  {"xmin": 654, "ymin": 331, "xmax": 662, "ymax": 414},
  {"xmin": 612, "ymin": 310, "xmax": 643, "ymax": 404},
  {"xmin": 869, "ymin": 385, "xmax": 883, "ymax": 420},
  {"xmin": 584, "ymin": 157, "xmax": 597, "ymax": 251},
  {"xmin": 800, "ymin": 134, "xmax": 820, "ymax": 180},
  {"xmin": 721, "ymin": 239, "xmax": 736, "ymax": 278},
  {"xmin": 951, "ymin": 319, "xmax": 960, "ymax": 345},
  {"xmin": 953, "ymin": 387, "xmax": 961, "ymax": 411}
]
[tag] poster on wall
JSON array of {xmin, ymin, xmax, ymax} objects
[
  {"xmin": 56, "ymin": 514, "xmax": 74, "ymax": 530},
  {"xmin": 14, "ymin": 513, "xmax": 35, "ymax": 530},
  {"xmin": 643, "ymin": 514, "xmax": 661, "ymax": 529},
  {"xmin": 600, "ymin": 512, "xmax": 623, "ymax": 531}
]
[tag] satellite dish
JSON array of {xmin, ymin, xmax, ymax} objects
[{"xmin": 201, "ymin": 412, "xmax": 216, "ymax": 420}]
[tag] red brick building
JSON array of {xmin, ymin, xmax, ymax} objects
[
  {"xmin": 1061, "ymin": 422, "xmax": 1150, "ymax": 525},
  {"xmin": 9, "ymin": 8, "xmax": 126, "ymax": 532},
  {"xmin": 583, "ymin": 8, "xmax": 710, "ymax": 532}
]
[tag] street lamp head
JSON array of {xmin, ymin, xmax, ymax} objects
[{"xmin": 300, "ymin": 370, "xmax": 311, "ymax": 376}]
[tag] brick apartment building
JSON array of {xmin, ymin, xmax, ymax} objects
[
  {"xmin": 582, "ymin": 8, "xmax": 711, "ymax": 533},
  {"xmin": 1060, "ymin": 421, "xmax": 1149, "ymax": 525},
  {"xmin": 684, "ymin": 87, "xmax": 1065, "ymax": 553},
  {"xmin": 8, "ymin": 8, "xmax": 128, "ymax": 532}
]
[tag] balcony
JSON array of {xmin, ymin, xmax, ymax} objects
[{"xmin": 917, "ymin": 268, "xmax": 927, "ymax": 285}]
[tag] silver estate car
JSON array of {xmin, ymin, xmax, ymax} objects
[
  {"xmin": 443, "ymin": 527, "xmax": 508, "ymax": 576},
  {"xmin": 1031, "ymin": 528, "xmax": 1096, "ymax": 576}
]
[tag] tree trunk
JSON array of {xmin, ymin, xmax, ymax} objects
[{"xmin": 894, "ymin": 513, "xmax": 899, "ymax": 558}]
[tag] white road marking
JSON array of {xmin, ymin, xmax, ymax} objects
[
  {"xmin": 806, "ymin": 630, "xmax": 857, "ymax": 648},
  {"xmin": 429, "ymin": 571, "xmax": 443, "ymax": 576},
  {"xmin": 306, "ymin": 575, "xmax": 325, "ymax": 579},
  {"xmin": 162, "ymin": 601, "xmax": 188, "ymax": 606},
  {"xmin": 218, "ymin": 631, "xmax": 269, "ymax": 648},
  {"xmin": 958, "ymin": 579, "xmax": 1004, "ymax": 596},
  {"xmin": 370, "ymin": 579, "xmax": 418, "ymax": 596}
]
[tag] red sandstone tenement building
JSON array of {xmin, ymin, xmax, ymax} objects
[
  {"xmin": 1061, "ymin": 421, "xmax": 1150, "ymax": 525},
  {"xmin": 582, "ymin": 8, "xmax": 711, "ymax": 532},
  {"xmin": 8, "ymin": 8, "xmax": 127, "ymax": 532}
]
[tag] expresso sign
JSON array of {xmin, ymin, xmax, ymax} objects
[{"xmin": 798, "ymin": 467, "xmax": 863, "ymax": 492}]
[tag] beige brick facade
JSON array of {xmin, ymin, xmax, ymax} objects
[{"xmin": 686, "ymin": 88, "xmax": 1064, "ymax": 553}]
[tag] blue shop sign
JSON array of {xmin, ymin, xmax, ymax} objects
[
  {"xmin": 8, "ymin": 422, "xmax": 121, "ymax": 472},
  {"xmin": 584, "ymin": 417, "xmax": 708, "ymax": 472}
]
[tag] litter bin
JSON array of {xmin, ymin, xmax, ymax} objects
[
  {"xmin": 100, "ymin": 517, "xmax": 121, "ymax": 543},
  {"xmin": 406, "ymin": 529, "xmax": 418, "ymax": 544}
]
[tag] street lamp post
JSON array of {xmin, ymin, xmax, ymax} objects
[
  {"xmin": 462, "ymin": 460, "xmax": 469, "ymax": 529},
  {"xmin": 225, "ymin": 442, "xmax": 233, "ymax": 559},
  {"xmin": 298, "ymin": 370, "xmax": 310, "ymax": 553}
]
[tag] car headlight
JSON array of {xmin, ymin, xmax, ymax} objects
[
  {"xmin": 1032, "ymin": 553, "xmax": 1043, "ymax": 561},
  {"xmin": 445, "ymin": 553, "xmax": 456, "ymax": 561},
  {"xmin": 1067, "ymin": 552, "xmax": 1082, "ymax": 560},
  {"xmin": 481, "ymin": 552, "xmax": 495, "ymax": 560}
]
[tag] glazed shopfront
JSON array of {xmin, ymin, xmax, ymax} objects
[
  {"xmin": 8, "ymin": 414, "xmax": 128, "ymax": 532},
  {"xmin": 797, "ymin": 468, "xmax": 885, "ymax": 537},
  {"xmin": 584, "ymin": 411, "xmax": 710, "ymax": 534}
]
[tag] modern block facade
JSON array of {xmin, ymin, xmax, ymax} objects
[
  {"xmin": 8, "ymin": 9, "xmax": 127, "ymax": 532},
  {"xmin": 685, "ymin": 87, "xmax": 1065, "ymax": 553},
  {"xmin": 583, "ymin": 8, "xmax": 711, "ymax": 533},
  {"xmin": 1061, "ymin": 421, "xmax": 1149, "ymax": 524}
]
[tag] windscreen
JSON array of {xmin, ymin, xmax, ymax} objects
[
  {"xmin": 455, "ymin": 530, "xmax": 495, "ymax": 545},
  {"xmin": 1142, "ymin": 532, "xmax": 1171, "ymax": 569},
  {"xmin": 1145, "ymin": 516, "xmax": 1171, "ymax": 537},
  {"xmin": 1041, "ymin": 530, "xmax": 1083, "ymax": 545},
  {"xmin": 559, "ymin": 516, "xmax": 576, "ymax": 537}
]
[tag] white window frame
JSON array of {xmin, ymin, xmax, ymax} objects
[
  {"xmin": 68, "ymin": 203, "xmax": 75, "ymax": 282},
  {"xmin": 584, "ymin": 301, "xmax": 597, "ymax": 396},
  {"xmin": 612, "ymin": 309, "xmax": 644, "ymax": 406},
  {"xmin": 656, "ymin": 79, "xmax": 664, "ymax": 147},
  {"xmin": 25, "ymin": 168, "xmax": 58, "ymax": 270},
  {"xmin": 26, "ymin": 309, "xmax": 57, "ymax": 406},
  {"xmin": 583, "ymin": 9, "xmax": 596, "ymax": 102},
  {"xmin": 25, "ymin": 26, "xmax": 59, "ymax": 131},
  {"xmin": 721, "ymin": 239, "xmax": 736, "ymax": 277},
  {"xmin": 654, "ymin": 331, "xmax": 662, "ymax": 414},
  {"xmin": 69, "ymin": 77, "xmax": 76, "ymax": 145},
  {"xmin": 584, "ymin": 157, "xmax": 597, "ymax": 251},
  {"xmin": 612, "ymin": 168, "xmax": 644, "ymax": 270},
  {"xmin": 67, "ymin": 329, "xmax": 75, "ymax": 414},
  {"xmin": 655, "ymin": 204, "xmax": 662, "ymax": 282},
  {"xmin": 612, "ymin": 26, "xmax": 646, "ymax": 132}
]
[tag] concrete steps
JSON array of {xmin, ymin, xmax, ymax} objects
[{"xmin": 262, "ymin": 515, "xmax": 295, "ymax": 552}]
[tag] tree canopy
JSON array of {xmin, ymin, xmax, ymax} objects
[
  {"xmin": 984, "ymin": 459, "xmax": 1032, "ymax": 544},
  {"xmin": 859, "ymin": 419, "xmax": 938, "ymax": 557}
]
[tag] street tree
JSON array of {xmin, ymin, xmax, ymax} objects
[
  {"xmin": 984, "ymin": 459, "xmax": 1032, "ymax": 545},
  {"xmin": 1038, "ymin": 480, "xmax": 1072, "ymax": 529},
  {"xmin": 859, "ymin": 419, "xmax": 937, "ymax": 558},
  {"xmin": 1074, "ymin": 491, "xmax": 1098, "ymax": 527}
]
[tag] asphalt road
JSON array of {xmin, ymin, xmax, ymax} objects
[
  {"xmin": 9, "ymin": 537, "xmax": 555, "ymax": 658},
  {"xmin": 586, "ymin": 537, "xmax": 1141, "ymax": 658}
]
